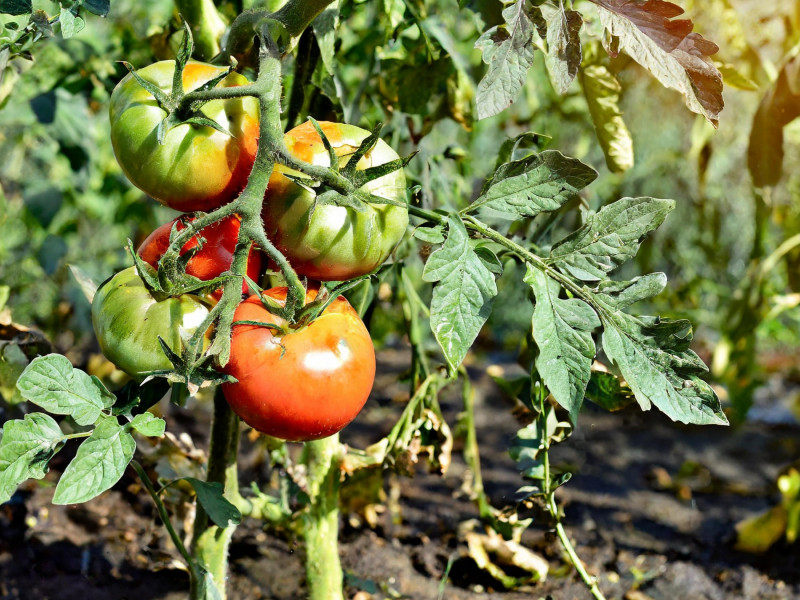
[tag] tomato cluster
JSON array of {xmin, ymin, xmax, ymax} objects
[{"xmin": 93, "ymin": 59, "xmax": 409, "ymax": 440}]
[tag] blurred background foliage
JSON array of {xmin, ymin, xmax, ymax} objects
[{"xmin": 1, "ymin": 0, "xmax": 799, "ymax": 423}]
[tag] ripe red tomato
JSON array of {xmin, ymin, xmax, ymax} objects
[
  {"xmin": 262, "ymin": 120, "xmax": 408, "ymax": 281},
  {"xmin": 110, "ymin": 60, "xmax": 259, "ymax": 212},
  {"xmin": 138, "ymin": 215, "xmax": 262, "ymax": 299},
  {"xmin": 222, "ymin": 287, "xmax": 375, "ymax": 441}
]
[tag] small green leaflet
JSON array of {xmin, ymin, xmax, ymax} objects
[
  {"xmin": 549, "ymin": 197, "xmax": 673, "ymax": 281},
  {"xmin": 526, "ymin": 266, "xmax": 599, "ymax": 423},
  {"xmin": 601, "ymin": 314, "xmax": 728, "ymax": 426},
  {"xmin": 466, "ymin": 151, "xmax": 597, "ymax": 219},
  {"xmin": 0, "ymin": 413, "xmax": 64, "ymax": 503},
  {"xmin": 594, "ymin": 273, "xmax": 667, "ymax": 309},
  {"xmin": 59, "ymin": 8, "xmax": 85, "ymax": 39},
  {"xmin": 129, "ymin": 413, "xmax": 166, "ymax": 437},
  {"xmin": 184, "ymin": 478, "xmax": 242, "ymax": 528},
  {"xmin": 16, "ymin": 354, "xmax": 114, "ymax": 426},
  {"xmin": 422, "ymin": 216, "xmax": 498, "ymax": 371},
  {"xmin": 474, "ymin": 0, "xmax": 538, "ymax": 120},
  {"xmin": 53, "ymin": 416, "xmax": 136, "ymax": 504}
]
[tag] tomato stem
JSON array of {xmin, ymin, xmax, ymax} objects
[
  {"xmin": 190, "ymin": 389, "xmax": 242, "ymax": 600},
  {"xmin": 302, "ymin": 433, "xmax": 345, "ymax": 600}
]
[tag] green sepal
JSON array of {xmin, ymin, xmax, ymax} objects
[
  {"xmin": 308, "ymin": 116, "xmax": 338, "ymax": 172},
  {"xmin": 120, "ymin": 61, "xmax": 170, "ymax": 106},
  {"xmin": 341, "ymin": 122, "xmax": 382, "ymax": 177},
  {"xmin": 350, "ymin": 151, "xmax": 417, "ymax": 188}
]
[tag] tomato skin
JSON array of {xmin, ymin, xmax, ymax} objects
[
  {"xmin": 262, "ymin": 120, "xmax": 408, "ymax": 281},
  {"xmin": 137, "ymin": 215, "xmax": 262, "ymax": 299},
  {"xmin": 222, "ymin": 287, "xmax": 376, "ymax": 441},
  {"xmin": 110, "ymin": 61, "xmax": 259, "ymax": 212},
  {"xmin": 92, "ymin": 266, "xmax": 211, "ymax": 377}
]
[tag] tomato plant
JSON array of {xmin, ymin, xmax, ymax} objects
[
  {"xmin": 91, "ymin": 266, "xmax": 211, "ymax": 377},
  {"xmin": 137, "ymin": 215, "xmax": 262, "ymax": 299},
  {"xmin": 262, "ymin": 120, "xmax": 409, "ymax": 281},
  {"xmin": 222, "ymin": 286, "xmax": 375, "ymax": 441},
  {"xmin": 109, "ymin": 60, "xmax": 259, "ymax": 212},
  {"xmin": 5, "ymin": 2, "xmax": 768, "ymax": 600}
]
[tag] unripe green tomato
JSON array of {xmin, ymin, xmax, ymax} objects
[
  {"xmin": 109, "ymin": 60, "xmax": 259, "ymax": 212},
  {"xmin": 91, "ymin": 266, "xmax": 211, "ymax": 377},
  {"xmin": 262, "ymin": 120, "xmax": 409, "ymax": 281}
]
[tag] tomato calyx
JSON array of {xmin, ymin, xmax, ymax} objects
[
  {"xmin": 120, "ymin": 21, "xmax": 235, "ymax": 144},
  {"xmin": 281, "ymin": 118, "xmax": 416, "ymax": 213},
  {"xmin": 128, "ymin": 233, "xmax": 241, "ymax": 301}
]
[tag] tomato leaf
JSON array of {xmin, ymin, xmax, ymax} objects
[
  {"xmin": 549, "ymin": 197, "xmax": 673, "ymax": 281},
  {"xmin": 600, "ymin": 313, "xmax": 727, "ymax": 426},
  {"xmin": 16, "ymin": 354, "xmax": 113, "ymax": 426},
  {"xmin": 413, "ymin": 225, "xmax": 445, "ymax": 244},
  {"xmin": 467, "ymin": 150, "xmax": 597, "ymax": 219},
  {"xmin": 579, "ymin": 61, "xmax": 634, "ymax": 173},
  {"xmin": 422, "ymin": 216, "xmax": 498, "ymax": 371},
  {"xmin": 111, "ymin": 378, "xmax": 170, "ymax": 418},
  {"xmin": 53, "ymin": 416, "xmax": 136, "ymax": 504},
  {"xmin": 589, "ymin": 0, "xmax": 723, "ymax": 126},
  {"xmin": 80, "ymin": 0, "xmax": 110, "ymax": 17},
  {"xmin": 312, "ymin": 3, "xmax": 339, "ymax": 76},
  {"xmin": 0, "ymin": 0, "xmax": 32, "ymax": 16},
  {"xmin": 595, "ymin": 273, "xmax": 668, "ymax": 310},
  {"xmin": 584, "ymin": 370, "xmax": 635, "ymax": 412},
  {"xmin": 541, "ymin": 2, "xmax": 582, "ymax": 95},
  {"xmin": 526, "ymin": 266, "xmax": 599, "ymax": 423},
  {"xmin": 128, "ymin": 413, "xmax": 166, "ymax": 437},
  {"xmin": 493, "ymin": 131, "xmax": 551, "ymax": 170},
  {"xmin": 0, "ymin": 413, "xmax": 64, "ymax": 504},
  {"xmin": 474, "ymin": 0, "xmax": 539, "ymax": 120},
  {"xmin": 59, "ymin": 8, "xmax": 85, "ymax": 39},
  {"xmin": 184, "ymin": 477, "xmax": 242, "ymax": 528}
]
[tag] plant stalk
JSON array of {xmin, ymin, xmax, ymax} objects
[
  {"xmin": 174, "ymin": 0, "xmax": 228, "ymax": 61},
  {"xmin": 190, "ymin": 388, "xmax": 241, "ymax": 600},
  {"xmin": 302, "ymin": 434, "xmax": 344, "ymax": 600}
]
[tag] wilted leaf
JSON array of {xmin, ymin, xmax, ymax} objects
[
  {"xmin": 748, "ymin": 54, "xmax": 800, "ymax": 187},
  {"xmin": 579, "ymin": 62, "xmax": 634, "ymax": 172},
  {"xmin": 589, "ymin": 0, "xmax": 723, "ymax": 126},
  {"xmin": 541, "ymin": 3, "xmax": 583, "ymax": 94}
]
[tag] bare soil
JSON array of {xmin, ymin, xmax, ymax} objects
[{"xmin": 1, "ymin": 349, "xmax": 799, "ymax": 600}]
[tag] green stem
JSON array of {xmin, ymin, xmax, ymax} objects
[
  {"xmin": 190, "ymin": 389, "xmax": 241, "ymax": 600},
  {"xmin": 131, "ymin": 460, "xmax": 197, "ymax": 571},
  {"xmin": 175, "ymin": 0, "xmax": 228, "ymax": 61},
  {"xmin": 534, "ymin": 379, "xmax": 606, "ymax": 600},
  {"xmin": 302, "ymin": 434, "xmax": 344, "ymax": 600},
  {"xmin": 458, "ymin": 368, "xmax": 491, "ymax": 519}
]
